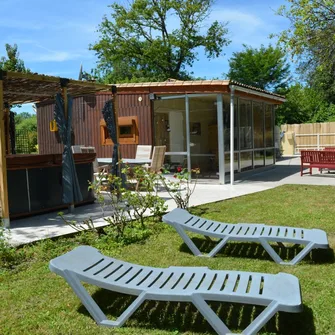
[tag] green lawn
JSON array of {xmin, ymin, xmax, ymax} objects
[{"xmin": 1, "ymin": 185, "xmax": 334, "ymax": 335}]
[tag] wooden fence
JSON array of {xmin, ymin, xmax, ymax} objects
[{"xmin": 281, "ymin": 122, "xmax": 335, "ymax": 155}]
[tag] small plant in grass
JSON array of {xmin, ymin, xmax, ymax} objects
[
  {"xmin": 89, "ymin": 172, "xmax": 130, "ymax": 240},
  {"xmin": 0, "ymin": 222, "xmax": 25, "ymax": 269},
  {"xmin": 160, "ymin": 167, "xmax": 200, "ymax": 209},
  {"xmin": 122, "ymin": 165, "xmax": 168, "ymax": 226},
  {"xmin": 58, "ymin": 212, "xmax": 99, "ymax": 234}
]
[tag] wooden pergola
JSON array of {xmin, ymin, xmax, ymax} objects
[{"xmin": 0, "ymin": 70, "xmax": 113, "ymax": 227}]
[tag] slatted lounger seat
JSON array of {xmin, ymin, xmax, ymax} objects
[
  {"xmin": 50, "ymin": 246, "xmax": 302, "ymax": 335},
  {"xmin": 163, "ymin": 208, "xmax": 329, "ymax": 265}
]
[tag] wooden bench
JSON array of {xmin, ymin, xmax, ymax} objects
[{"xmin": 301, "ymin": 150, "xmax": 335, "ymax": 176}]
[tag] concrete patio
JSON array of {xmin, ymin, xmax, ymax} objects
[{"xmin": 8, "ymin": 156, "xmax": 335, "ymax": 246}]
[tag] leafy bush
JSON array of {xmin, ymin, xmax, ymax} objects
[
  {"xmin": 160, "ymin": 167, "xmax": 200, "ymax": 209},
  {"xmin": 122, "ymin": 165, "xmax": 167, "ymax": 225}
]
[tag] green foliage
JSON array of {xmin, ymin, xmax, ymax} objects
[
  {"xmin": 90, "ymin": 0, "xmax": 230, "ymax": 83},
  {"xmin": 0, "ymin": 225, "xmax": 25, "ymax": 270},
  {"xmin": 226, "ymin": 44, "xmax": 291, "ymax": 91},
  {"xmin": 160, "ymin": 167, "xmax": 200, "ymax": 209},
  {"xmin": 90, "ymin": 173, "xmax": 130, "ymax": 239},
  {"xmin": 0, "ymin": 43, "xmax": 29, "ymax": 72},
  {"xmin": 276, "ymin": 1, "xmax": 335, "ymax": 105},
  {"xmin": 58, "ymin": 212, "xmax": 101, "ymax": 236},
  {"xmin": 122, "ymin": 165, "xmax": 168, "ymax": 226},
  {"xmin": 276, "ymin": 0, "xmax": 335, "ymax": 74},
  {"xmin": 1, "ymin": 185, "xmax": 335, "ymax": 334},
  {"xmin": 14, "ymin": 113, "xmax": 38, "ymax": 153},
  {"xmin": 276, "ymin": 83, "xmax": 335, "ymax": 125},
  {"xmin": 88, "ymin": 165, "xmax": 167, "ymax": 240}
]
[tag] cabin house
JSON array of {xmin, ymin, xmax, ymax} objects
[{"xmin": 36, "ymin": 80, "xmax": 285, "ymax": 184}]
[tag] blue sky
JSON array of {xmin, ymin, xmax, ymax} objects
[{"xmin": 1, "ymin": 0, "xmax": 291, "ymax": 112}]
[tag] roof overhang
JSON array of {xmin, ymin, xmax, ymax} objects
[
  {"xmin": 0, "ymin": 70, "xmax": 112, "ymax": 105},
  {"xmin": 229, "ymin": 83, "xmax": 286, "ymax": 103},
  {"xmin": 113, "ymin": 79, "xmax": 285, "ymax": 103}
]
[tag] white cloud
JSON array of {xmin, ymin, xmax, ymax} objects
[
  {"xmin": 13, "ymin": 41, "xmax": 92, "ymax": 63},
  {"xmin": 209, "ymin": 8, "xmax": 263, "ymax": 29}
]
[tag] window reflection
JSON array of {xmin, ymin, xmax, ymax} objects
[
  {"xmin": 239, "ymin": 99, "xmax": 252, "ymax": 150},
  {"xmin": 265, "ymin": 104, "xmax": 274, "ymax": 147},
  {"xmin": 253, "ymin": 102, "xmax": 264, "ymax": 149}
]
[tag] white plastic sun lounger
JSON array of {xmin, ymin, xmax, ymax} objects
[
  {"xmin": 49, "ymin": 246, "xmax": 302, "ymax": 335},
  {"xmin": 163, "ymin": 208, "xmax": 329, "ymax": 265}
]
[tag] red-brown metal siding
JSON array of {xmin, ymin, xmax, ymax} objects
[{"xmin": 37, "ymin": 93, "xmax": 152, "ymax": 158}]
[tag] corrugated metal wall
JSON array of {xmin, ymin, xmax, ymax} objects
[{"xmin": 37, "ymin": 93, "xmax": 152, "ymax": 158}]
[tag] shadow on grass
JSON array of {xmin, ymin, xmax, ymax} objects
[
  {"xmin": 178, "ymin": 238, "xmax": 334, "ymax": 264},
  {"xmin": 78, "ymin": 290, "xmax": 316, "ymax": 334}
]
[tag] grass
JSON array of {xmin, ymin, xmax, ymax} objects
[{"xmin": 1, "ymin": 184, "xmax": 334, "ymax": 335}]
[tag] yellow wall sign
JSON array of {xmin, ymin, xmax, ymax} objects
[{"xmin": 49, "ymin": 120, "xmax": 58, "ymax": 132}]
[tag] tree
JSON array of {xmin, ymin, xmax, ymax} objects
[
  {"xmin": 276, "ymin": 0, "xmax": 335, "ymax": 77},
  {"xmin": 91, "ymin": 0, "xmax": 230, "ymax": 83},
  {"xmin": 226, "ymin": 44, "xmax": 291, "ymax": 91},
  {"xmin": 0, "ymin": 43, "xmax": 29, "ymax": 72},
  {"xmin": 275, "ymin": 1, "xmax": 335, "ymax": 124},
  {"xmin": 276, "ymin": 83, "xmax": 335, "ymax": 125},
  {"xmin": 15, "ymin": 113, "xmax": 38, "ymax": 153}
]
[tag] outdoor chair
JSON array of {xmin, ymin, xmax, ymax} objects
[
  {"xmin": 144, "ymin": 145, "xmax": 166, "ymax": 172},
  {"xmin": 163, "ymin": 208, "xmax": 329, "ymax": 265},
  {"xmin": 135, "ymin": 145, "xmax": 152, "ymax": 159},
  {"xmin": 50, "ymin": 245, "xmax": 302, "ymax": 335},
  {"xmin": 76, "ymin": 146, "xmax": 110, "ymax": 185},
  {"xmin": 135, "ymin": 145, "xmax": 166, "ymax": 191},
  {"xmin": 71, "ymin": 145, "xmax": 85, "ymax": 154}
]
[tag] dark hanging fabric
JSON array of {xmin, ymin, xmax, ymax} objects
[
  {"xmin": 101, "ymin": 100, "xmax": 121, "ymax": 177},
  {"xmin": 54, "ymin": 93, "xmax": 83, "ymax": 204},
  {"xmin": 9, "ymin": 111, "xmax": 16, "ymax": 154}
]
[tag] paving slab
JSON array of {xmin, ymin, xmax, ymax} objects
[{"xmin": 7, "ymin": 156, "xmax": 335, "ymax": 246}]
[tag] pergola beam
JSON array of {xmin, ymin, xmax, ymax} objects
[
  {"xmin": 0, "ymin": 70, "xmax": 113, "ymax": 227},
  {"xmin": 0, "ymin": 79, "xmax": 10, "ymax": 227}
]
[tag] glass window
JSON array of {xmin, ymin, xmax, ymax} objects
[
  {"xmin": 265, "ymin": 104, "xmax": 274, "ymax": 147},
  {"xmin": 189, "ymin": 95, "xmax": 218, "ymax": 177},
  {"xmin": 253, "ymin": 102, "xmax": 264, "ymax": 148},
  {"xmin": 153, "ymin": 98, "xmax": 186, "ymax": 153},
  {"xmin": 240, "ymin": 151, "xmax": 253, "ymax": 171},
  {"xmin": 254, "ymin": 150, "xmax": 265, "ymax": 168},
  {"xmin": 223, "ymin": 95, "xmax": 238, "ymax": 151},
  {"xmin": 224, "ymin": 153, "xmax": 239, "ymax": 173},
  {"xmin": 239, "ymin": 99, "xmax": 252, "ymax": 150},
  {"xmin": 265, "ymin": 149, "xmax": 274, "ymax": 165}
]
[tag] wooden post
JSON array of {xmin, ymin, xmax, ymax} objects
[
  {"xmin": 4, "ymin": 104, "xmax": 10, "ymax": 155},
  {"xmin": 0, "ymin": 79, "xmax": 10, "ymax": 227}
]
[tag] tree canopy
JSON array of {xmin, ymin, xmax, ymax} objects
[
  {"xmin": 274, "ymin": 1, "xmax": 335, "ymax": 125},
  {"xmin": 226, "ymin": 44, "xmax": 291, "ymax": 91},
  {"xmin": 0, "ymin": 43, "xmax": 29, "ymax": 73},
  {"xmin": 91, "ymin": 0, "xmax": 230, "ymax": 83},
  {"xmin": 277, "ymin": 0, "xmax": 335, "ymax": 76}
]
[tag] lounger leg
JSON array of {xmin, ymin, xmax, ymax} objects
[
  {"xmin": 207, "ymin": 236, "xmax": 230, "ymax": 257},
  {"xmin": 288, "ymin": 242, "xmax": 315, "ymax": 265},
  {"xmin": 63, "ymin": 270, "xmax": 146, "ymax": 328},
  {"xmin": 242, "ymin": 301, "xmax": 279, "ymax": 335},
  {"xmin": 192, "ymin": 295, "xmax": 231, "ymax": 335},
  {"xmin": 259, "ymin": 239, "xmax": 284, "ymax": 264},
  {"xmin": 261, "ymin": 240, "xmax": 314, "ymax": 265},
  {"xmin": 173, "ymin": 224, "xmax": 203, "ymax": 256}
]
